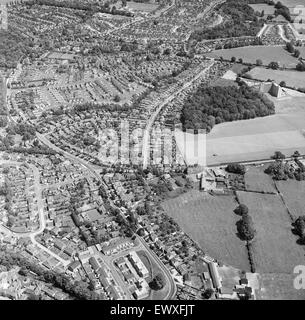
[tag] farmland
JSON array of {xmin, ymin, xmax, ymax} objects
[
  {"xmin": 244, "ymin": 165, "xmax": 276, "ymax": 193},
  {"xmin": 247, "ymin": 67, "xmax": 305, "ymax": 89},
  {"xmin": 206, "ymin": 97, "xmax": 305, "ymax": 165},
  {"xmin": 276, "ymin": 180, "xmax": 305, "ymax": 219},
  {"xmin": 257, "ymin": 273, "xmax": 305, "ymax": 300},
  {"xmin": 249, "ymin": 4, "xmax": 276, "ymax": 15},
  {"xmin": 162, "ymin": 190, "xmax": 250, "ymax": 271},
  {"xmin": 124, "ymin": 1, "xmax": 159, "ymax": 12},
  {"xmin": 236, "ymin": 191, "xmax": 305, "ymax": 274},
  {"xmin": 207, "ymin": 46, "xmax": 301, "ymax": 68}
]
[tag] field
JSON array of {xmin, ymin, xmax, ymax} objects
[
  {"xmin": 125, "ymin": 1, "xmax": 159, "ymax": 12},
  {"xmin": 244, "ymin": 165, "xmax": 276, "ymax": 193},
  {"xmin": 257, "ymin": 273, "xmax": 305, "ymax": 300},
  {"xmin": 276, "ymin": 180, "xmax": 305, "ymax": 219},
  {"xmin": 162, "ymin": 190, "xmax": 250, "ymax": 271},
  {"xmin": 236, "ymin": 191, "xmax": 305, "ymax": 274},
  {"xmin": 247, "ymin": 67, "xmax": 305, "ymax": 89},
  {"xmin": 206, "ymin": 96, "xmax": 305, "ymax": 165},
  {"xmin": 249, "ymin": 4, "xmax": 276, "ymax": 15},
  {"xmin": 207, "ymin": 46, "xmax": 300, "ymax": 68}
]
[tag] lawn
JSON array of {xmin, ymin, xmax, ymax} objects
[
  {"xmin": 275, "ymin": 180, "xmax": 305, "ymax": 219},
  {"xmin": 245, "ymin": 165, "xmax": 276, "ymax": 193},
  {"xmin": 236, "ymin": 191, "xmax": 305, "ymax": 273},
  {"xmin": 247, "ymin": 67, "xmax": 305, "ymax": 89},
  {"xmin": 162, "ymin": 190, "xmax": 250, "ymax": 271},
  {"xmin": 207, "ymin": 46, "xmax": 300, "ymax": 68}
]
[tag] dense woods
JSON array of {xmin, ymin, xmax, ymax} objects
[
  {"xmin": 191, "ymin": 0, "xmax": 263, "ymax": 41},
  {"xmin": 181, "ymin": 84, "xmax": 275, "ymax": 132}
]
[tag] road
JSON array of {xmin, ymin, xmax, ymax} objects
[
  {"xmin": 142, "ymin": 60, "xmax": 215, "ymax": 169},
  {"xmin": 136, "ymin": 236, "xmax": 177, "ymax": 300}
]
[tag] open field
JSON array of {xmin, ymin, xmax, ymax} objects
[
  {"xmin": 127, "ymin": 2, "xmax": 158, "ymax": 12},
  {"xmin": 245, "ymin": 165, "xmax": 276, "ymax": 193},
  {"xmin": 162, "ymin": 190, "xmax": 250, "ymax": 271},
  {"xmin": 236, "ymin": 191, "xmax": 305, "ymax": 273},
  {"xmin": 207, "ymin": 46, "xmax": 300, "ymax": 68},
  {"xmin": 276, "ymin": 180, "xmax": 305, "ymax": 219},
  {"xmin": 247, "ymin": 67, "xmax": 305, "ymax": 89},
  {"xmin": 207, "ymin": 95, "xmax": 305, "ymax": 165},
  {"xmin": 249, "ymin": 4, "xmax": 276, "ymax": 15},
  {"xmin": 257, "ymin": 273, "xmax": 305, "ymax": 300}
]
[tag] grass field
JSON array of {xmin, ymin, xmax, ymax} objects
[
  {"xmin": 257, "ymin": 273, "xmax": 305, "ymax": 300},
  {"xmin": 249, "ymin": 4, "xmax": 276, "ymax": 15},
  {"xmin": 276, "ymin": 180, "xmax": 305, "ymax": 219},
  {"xmin": 207, "ymin": 95, "xmax": 305, "ymax": 165},
  {"xmin": 207, "ymin": 46, "xmax": 300, "ymax": 68},
  {"xmin": 245, "ymin": 165, "xmax": 276, "ymax": 193},
  {"xmin": 162, "ymin": 190, "xmax": 250, "ymax": 271},
  {"xmin": 247, "ymin": 67, "xmax": 305, "ymax": 89},
  {"xmin": 236, "ymin": 191, "xmax": 305, "ymax": 273},
  {"xmin": 125, "ymin": 1, "xmax": 158, "ymax": 12},
  {"xmin": 137, "ymin": 250, "xmax": 170, "ymax": 300}
]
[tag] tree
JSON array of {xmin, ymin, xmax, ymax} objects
[
  {"xmin": 286, "ymin": 41, "xmax": 295, "ymax": 53},
  {"xmin": 256, "ymin": 59, "xmax": 263, "ymax": 66},
  {"xmin": 268, "ymin": 61, "xmax": 280, "ymax": 70},
  {"xmin": 294, "ymin": 49, "xmax": 301, "ymax": 58},
  {"xmin": 202, "ymin": 288, "xmax": 214, "ymax": 299},
  {"xmin": 226, "ymin": 163, "xmax": 246, "ymax": 175},
  {"xmin": 292, "ymin": 150, "xmax": 301, "ymax": 159},
  {"xmin": 237, "ymin": 214, "xmax": 256, "ymax": 241},
  {"xmin": 231, "ymin": 56, "xmax": 236, "ymax": 63},
  {"xmin": 271, "ymin": 151, "xmax": 285, "ymax": 160},
  {"xmin": 293, "ymin": 216, "xmax": 305, "ymax": 237},
  {"xmin": 234, "ymin": 204, "xmax": 249, "ymax": 216},
  {"xmin": 149, "ymin": 273, "xmax": 165, "ymax": 290},
  {"xmin": 279, "ymin": 81, "xmax": 286, "ymax": 87}
]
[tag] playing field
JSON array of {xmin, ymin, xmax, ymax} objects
[
  {"xmin": 236, "ymin": 191, "xmax": 305, "ymax": 274},
  {"xmin": 207, "ymin": 46, "xmax": 300, "ymax": 68},
  {"xmin": 247, "ymin": 67, "xmax": 305, "ymax": 89},
  {"xmin": 162, "ymin": 190, "xmax": 250, "ymax": 271}
]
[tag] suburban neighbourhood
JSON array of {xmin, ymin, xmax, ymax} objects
[{"xmin": 0, "ymin": 0, "xmax": 305, "ymax": 303}]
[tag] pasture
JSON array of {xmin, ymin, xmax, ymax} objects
[
  {"xmin": 276, "ymin": 180, "xmax": 305, "ymax": 219},
  {"xmin": 162, "ymin": 190, "xmax": 250, "ymax": 271},
  {"xmin": 206, "ymin": 96, "xmax": 305, "ymax": 165},
  {"xmin": 125, "ymin": 1, "xmax": 159, "ymax": 12},
  {"xmin": 236, "ymin": 191, "xmax": 305, "ymax": 273},
  {"xmin": 247, "ymin": 67, "xmax": 305, "ymax": 89},
  {"xmin": 207, "ymin": 46, "xmax": 300, "ymax": 68},
  {"xmin": 249, "ymin": 4, "xmax": 276, "ymax": 15},
  {"xmin": 244, "ymin": 165, "xmax": 276, "ymax": 193}
]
